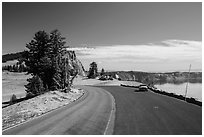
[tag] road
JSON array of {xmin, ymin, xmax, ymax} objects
[
  {"xmin": 98, "ymin": 86, "xmax": 202, "ymax": 135},
  {"xmin": 2, "ymin": 86, "xmax": 113, "ymax": 135},
  {"xmin": 3, "ymin": 85, "xmax": 202, "ymax": 135}
]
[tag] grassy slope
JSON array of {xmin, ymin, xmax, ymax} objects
[{"xmin": 2, "ymin": 71, "xmax": 31, "ymax": 102}]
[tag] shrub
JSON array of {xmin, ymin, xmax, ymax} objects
[
  {"xmin": 9, "ymin": 94, "xmax": 17, "ymax": 105},
  {"xmin": 25, "ymin": 75, "xmax": 44, "ymax": 96},
  {"xmin": 26, "ymin": 92, "xmax": 35, "ymax": 99},
  {"xmin": 99, "ymin": 76, "xmax": 107, "ymax": 81}
]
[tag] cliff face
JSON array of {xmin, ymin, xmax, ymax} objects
[
  {"xmin": 107, "ymin": 71, "xmax": 202, "ymax": 84},
  {"xmin": 62, "ymin": 50, "xmax": 85, "ymax": 76}
]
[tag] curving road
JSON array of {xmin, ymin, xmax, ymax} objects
[
  {"xmin": 98, "ymin": 86, "xmax": 202, "ymax": 135},
  {"xmin": 2, "ymin": 86, "xmax": 113, "ymax": 135},
  {"xmin": 3, "ymin": 85, "xmax": 202, "ymax": 135}
]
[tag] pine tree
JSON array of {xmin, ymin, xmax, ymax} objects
[
  {"xmin": 24, "ymin": 30, "xmax": 50, "ymax": 76},
  {"xmin": 23, "ymin": 30, "xmax": 54, "ymax": 90},
  {"xmin": 49, "ymin": 29, "xmax": 66, "ymax": 90},
  {"xmin": 23, "ymin": 29, "xmax": 70, "ymax": 94},
  {"xmin": 51, "ymin": 55, "xmax": 62, "ymax": 90},
  {"xmin": 49, "ymin": 29, "xmax": 66, "ymax": 56},
  {"xmin": 25, "ymin": 75, "xmax": 44, "ymax": 96},
  {"xmin": 101, "ymin": 68, "xmax": 105, "ymax": 76},
  {"xmin": 88, "ymin": 62, "xmax": 98, "ymax": 78}
]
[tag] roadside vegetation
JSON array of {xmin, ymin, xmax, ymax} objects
[
  {"xmin": 87, "ymin": 62, "xmax": 98, "ymax": 78},
  {"xmin": 3, "ymin": 29, "xmax": 74, "ymax": 98},
  {"xmin": 2, "ymin": 29, "xmax": 83, "ymax": 107},
  {"xmin": 2, "ymin": 63, "xmax": 27, "ymax": 72},
  {"xmin": 2, "ymin": 29, "xmax": 85, "ymax": 129},
  {"xmin": 3, "ymin": 89, "xmax": 84, "ymax": 130},
  {"xmin": 87, "ymin": 62, "xmax": 114, "ymax": 81},
  {"xmin": 23, "ymin": 29, "xmax": 71, "ymax": 95}
]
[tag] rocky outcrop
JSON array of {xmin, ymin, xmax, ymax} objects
[{"xmin": 62, "ymin": 50, "xmax": 85, "ymax": 76}]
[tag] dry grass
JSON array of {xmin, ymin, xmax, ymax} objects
[
  {"xmin": 2, "ymin": 88, "xmax": 84, "ymax": 130},
  {"xmin": 2, "ymin": 71, "xmax": 31, "ymax": 102}
]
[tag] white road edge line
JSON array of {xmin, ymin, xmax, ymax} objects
[
  {"xmin": 103, "ymin": 89, "xmax": 116, "ymax": 135},
  {"xmin": 2, "ymin": 90, "xmax": 87, "ymax": 132}
]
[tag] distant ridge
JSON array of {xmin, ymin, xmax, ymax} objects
[
  {"xmin": 2, "ymin": 51, "xmax": 25, "ymax": 63},
  {"xmin": 106, "ymin": 71, "xmax": 202, "ymax": 84}
]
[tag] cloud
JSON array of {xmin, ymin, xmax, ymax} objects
[
  {"xmin": 67, "ymin": 40, "xmax": 202, "ymax": 71},
  {"xmin": 161, "ymin": 39, "xmax": 201, "ymax": 47},
  {"xmin": 66, "ymin": 47, "xmax": 94, "ymax": 51},
  {"xmin": 71, "ymin": 40, "xmax": 201, "ymax": 60}
]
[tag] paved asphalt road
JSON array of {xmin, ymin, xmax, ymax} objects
[
  {"xmin": 3, "ymin": 86, "xmax": 113, "ymax": 135},
  {"xmin": 98, "ymin": 86, "xmax": 202, "ymax": 135}
]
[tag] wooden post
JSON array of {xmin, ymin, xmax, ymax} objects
[{"xmin": 184, "ymin": 64, "xmax": 191, "ymax": 101}]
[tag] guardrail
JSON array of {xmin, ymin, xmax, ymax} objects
[
  {"xmin": 120, "ymin": 84, "xmax": 139, "ymax": 88},
  {"xmin": 148, "ymin": 87, "xmax": 202, "ymax": 106}
]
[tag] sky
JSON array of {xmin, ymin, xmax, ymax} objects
[{"xmin": 2, "ymin": 2, "xmax": 202, "ymax": 72}]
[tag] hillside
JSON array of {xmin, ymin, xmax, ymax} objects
[
  {"xmin": 2, "ymin": 51, "xmax": 25, "ymax": 63},
  {"xmin": 106, "ymin": 71, "xmax": 202, "ymax": 85}
]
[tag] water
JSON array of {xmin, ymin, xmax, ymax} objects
[{"xmin": 155, "ymin": 83, "xmax": 202, "ymax": 101}]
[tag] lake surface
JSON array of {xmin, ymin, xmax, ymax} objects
[{"xmin": 155, "ymin": 83, "xmax": 202, "ymax": 101}]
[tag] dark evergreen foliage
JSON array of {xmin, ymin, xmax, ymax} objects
[
  {"xmin": 3, "ymin": 29, "xmax": 78, "ymax": 96},
  {"xmin": 2, "ymin": 51, "xmax": 25, "ymax": 63},
  {"xmin": 2, "ymin": 64, "xmax": 27, "ymax": 72},
  {"xmin": 49, "ymin": 29, "xmax": 67, "ymax": 90},
  {"xmin": 9, "ymin": 94, "xmax": 17, "ymax": 105},
  {"xmin": 23, "ymin": 29, "xmax": 70, "ymax": 95},
  {"xmin": 25, "ymin": 75, "xmax": 44, "ymax": 96},
  {"xmin": 100, "ymin": 68, "xmax": 105, "ymax": 76},
  {"xmin": 88, "ymin": 62, "xmax": 98, "ymax": 78}
]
